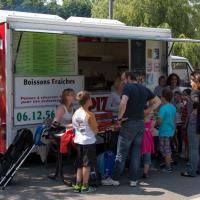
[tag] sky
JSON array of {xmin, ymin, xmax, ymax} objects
[
  {"xmin": 56, "ymin": 0, "xmax": 63, "ymax": 5},
  {"xmin": 46, "ymin": 0, "xmax": 63, "ymax": 5}
]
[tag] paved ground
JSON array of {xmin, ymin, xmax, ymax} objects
[{"xmin": 0, "ymin": 157, "xmax": 200, "ymax": 200}]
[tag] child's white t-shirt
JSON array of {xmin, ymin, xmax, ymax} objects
[{"xmin": 72, "ymin": 108, "xmax": 98, "ymax": 145}]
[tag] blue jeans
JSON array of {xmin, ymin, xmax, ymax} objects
[
  {"xmin": 187, "ymin": 122, "xmax": 200, "ymax": 176},
  {"xmin": 113, "ymin": 120, "xmax": 144, "ymax": 181}
]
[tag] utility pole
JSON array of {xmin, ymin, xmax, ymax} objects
[{"xmin": 108, "ymin": 0, "xmax": 114, "ymax": 19}]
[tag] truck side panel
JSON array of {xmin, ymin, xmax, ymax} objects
[{"xmin": 0, "ymin": 23, "xmax": 6, "ymax": 153}]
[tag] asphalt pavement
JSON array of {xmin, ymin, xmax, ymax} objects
[{"xmin": 0, "ymin": 157, "xmax": 200, "ymax": 200}]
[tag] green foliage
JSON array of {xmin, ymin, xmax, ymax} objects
[
  {"xmin": 173, "ymin": 38, "xmax": 200, "ymax": 69},
  {"xmin": 45, "ymin": 0, "xmax": 61, "ymax": 15},
  {"xmin": 92, "ymin": 0, "xmax": 193, "ymax": 37},
  {"xmin": 60, "ymin": 0, "xmax": 92, "ymax": 19},
  {"xmin": 20, "ymin": 0, "xmax": 47, "ymax": 13},
  {"xmin": 91, "ymin": 0, "xmax": 108, "ymax": 19}
]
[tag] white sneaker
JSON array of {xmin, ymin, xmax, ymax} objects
[
  {"xmin": 129, "ymin": 181, "xmax": 138, "ymax": 187},
  {"xmin": 101, "ymin": 177, "xmax": 120, "ymax": 186}
]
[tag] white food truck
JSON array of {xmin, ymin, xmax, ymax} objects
[{"xmin": 0, "ymin": 10, "xmax": 199, "ymax": 152}]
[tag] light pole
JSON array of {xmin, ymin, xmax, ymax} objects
[{"xmin": 109, "ymin": 0, "xmax": 114, "ymax": 19}]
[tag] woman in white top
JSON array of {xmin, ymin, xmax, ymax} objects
[{"xmin": 53, "ymin": 88, "xmax": 75, "ymax": 128}]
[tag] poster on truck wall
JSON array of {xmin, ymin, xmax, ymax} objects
[
  {"xmin": 13, "ymin": 32, "xmax": 77, "ymax": 76},
  {"xmin": 14, "ymin": 76, "xmax": 84, "ymax": 125}
]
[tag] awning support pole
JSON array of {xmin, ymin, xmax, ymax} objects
[{"xmin": 168, "ymin": 42, "xmax": 175, "ymax": 57}]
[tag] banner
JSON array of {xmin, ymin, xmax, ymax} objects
[
  {"xmin": 15, "ymin": 76, "xmax": 84, "ymax": 108},
  {"xmin": 14, "ymin": 76, "xmax": 84, "ymax": 125}
]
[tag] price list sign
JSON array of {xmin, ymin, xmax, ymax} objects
[{"xmin": 13, "ymin": 32, "xmax": 76, "ymax": 76}]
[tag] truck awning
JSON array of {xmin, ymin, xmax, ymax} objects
[
  {"xmin": 13, "ymin": 28, "xmax": 200, "ymax": 43},
  {"xmin": 163, "ymin": 38, "xmax": 200, "ymax": 43},
  {"xmin": 5, "ymin": 14, "xmax": 198, "ymax": 43}
]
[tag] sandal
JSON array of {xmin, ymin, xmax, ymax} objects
[{"xmin": 180, "ymin": 172, "xmax": 195, "ymax": 177}]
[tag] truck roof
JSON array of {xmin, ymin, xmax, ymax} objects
[
  {"xmin": 171, "ymin": 55, "xmax": 188, "ymax": 61},
  {"xmin": 0, "ymin": 10, "xmax": 64, "ymax": 22},
  {"xmin": 0, "ymin": 10, "xmax": 172, "ymax": 40}
]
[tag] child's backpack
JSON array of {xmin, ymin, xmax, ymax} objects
[{"xmin": 97, "ymin": 151, "xmax": 115, "ymax": 179}]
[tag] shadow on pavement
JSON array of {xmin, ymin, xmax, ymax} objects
[{"xmin": 0, "ymin": 158, "xmax": 200, "ymax": 200}]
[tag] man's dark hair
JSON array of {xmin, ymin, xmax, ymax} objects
[
  {"xmin": 183, "ymin": 88, "xmax": 191, "ymax": 96},
  {"xmin": 162, "ymin": 89, "xmax": 173, "ymax": 102},
  {"xmin": 124, "ymin": 71, "xmax": 137, "ymax": 81},
  {"xmin": 174, "ymin": 91, "xmax": 182, "ymax": 96}
]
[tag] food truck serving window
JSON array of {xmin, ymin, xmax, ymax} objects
[
  {"xmin": 13, "ymin": 31, "xmax": 77, "ymax": 76},
  {"xmin": 78, "ymin": 37, "xmax": 129, "ymax": 91}
]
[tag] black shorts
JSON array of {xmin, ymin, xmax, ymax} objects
[{"xmin": 75, "ymin": 144, "xmax": 96, "ymax": 168}]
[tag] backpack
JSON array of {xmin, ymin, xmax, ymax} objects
[
  {"xmin": 0, "ymin": 128, "xmax": 33, "ymax": 178},
  {"xmin": 97, "ymin": 151, "xmax": 115, "ymax": 179}
]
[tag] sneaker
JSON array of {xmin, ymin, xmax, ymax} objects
[
  {"xmin": 73, "ymin": 184, "xmax": 82, "ymax": 193},
  {"xmin": 101, "ymin": 177, "xmax": 120, "ymax": 186},
  {"xmin": 162, "ymin": 167, "xmax": 173, "ymax": 173},
  {"xmin": 81, "ymin": 186, "xmax": 96, "ymax": 193},
  {"xmin": 129, "ymin": 181, "xmax": 138, "ymax": 187},
  {"xmin": 142, "ymin": 173, "xmax": 149, "ymax": 179},
  {"xmin": 159, "ymin": 162, "xmax": 165, "ymax": 168}
]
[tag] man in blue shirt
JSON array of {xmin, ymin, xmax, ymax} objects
[{"xmin": 103, "ymin": 71, "xmax": 161, "ymax": 187}]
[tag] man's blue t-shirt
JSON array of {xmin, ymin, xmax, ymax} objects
[
  {"xmin": 158, "ymin": 104, "xmax": 176, "ymax": 137},
  {"xmin": 122, "ymin": 83, "xmax": 155, "ymax": 120}
]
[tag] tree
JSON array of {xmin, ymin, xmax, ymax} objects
[
  {"xmin": 45, "ymin": 0, "xmax": 62, "ymax": 15},
  {"xmin": 20, "ymin": 0, "xmax": 47, "ymax": 13},
  {"xmin": 91, "ymin": 0, "xmax": 108, "ymax": 19},
  {"xmin": 60, "ymin": 0, "xmax": 92, "ymax": 19},
  {"xmin": 0, "ymin": 0, "xmax": 47, "ymax": 13},
  {"xmin": 173, "ymin": 39, "xmax": 200, "ymax": 69},
  {"xmin": 92, "ymin": 0, "xmax": 194, "ymax": 37}
]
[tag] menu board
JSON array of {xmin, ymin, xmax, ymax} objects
[{"xmin": 13, "ymin": 32, "xmax": 77, "ymax": 76}]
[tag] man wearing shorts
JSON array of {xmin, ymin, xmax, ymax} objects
[{"xmin": 157, "ymin": 89, "xmax": 176, "ymax": 173}]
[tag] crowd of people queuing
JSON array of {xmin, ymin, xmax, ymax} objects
[{"xmin": 53, "ymin": 70, "xmax": 200, "ymax": 193}]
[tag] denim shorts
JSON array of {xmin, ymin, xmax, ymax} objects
[
  {"xmin": 159, "ymin": 136, "xmax": 171, "ymax": 157},
  {"xmin": 143, "ymin": 153, "xmax": 151, "ymax": 165}
]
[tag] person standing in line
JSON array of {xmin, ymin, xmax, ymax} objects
[
  {"xmin": 154, "ymin": 75, "xmax": 166, "ymax": 98},
  {"xmin": 141, "ymin": 115, "xmax": 154, "ymax": 178},
  {"xmin": 102, "ymin": 71, "xmax": 161, "ymax": 187},
  {"xmin": 181, "ymin": 72, "xmax": 200, "ymax": 177},
  {"xmin": 105, "ymin": 78, "xmax": 123, "ymax": 154},
  {"xmin": 166, "ymin": 73, "xmax": 181, "ymax": 94},
  {"xmin": 156, "ymin": 89, "xmax": 177, "ymax": 173},
  {"xmin": 106, "ymin": 78, "xmax": 123, "ymax": 118},
  {"xmin": 72, "ymin": 91, "xmax": 98, "ymax": 192}
]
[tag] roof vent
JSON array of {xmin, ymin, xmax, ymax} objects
[{"xmin": 66, "ymin": 16, "xmax": 125, "ymax": 26}]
